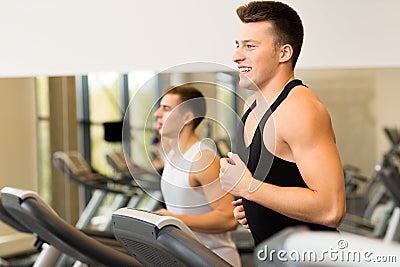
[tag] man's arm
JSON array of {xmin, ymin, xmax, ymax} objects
[
  {"xmin": 220, "ymin": 89, "xmax": 346, "ymax": 227},
  {"xmin": 159, "ymin": 150, "xmax": 238, "ymax": 233}
]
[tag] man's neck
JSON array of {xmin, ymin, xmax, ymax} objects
[
  {"xmin": 170, "ymin": 127, "xmax": 198, "ymax": 155},
  {"xmin": 256, "ymin": 71, "xmax": 295, "ymax": 109}
]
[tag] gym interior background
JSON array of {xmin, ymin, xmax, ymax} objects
[{"xmin": 1, "ymin": 0, "xmax": 400, "ymax": 260}]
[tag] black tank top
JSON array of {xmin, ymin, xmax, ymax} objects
[{"xmin": 235, "ymin": 79, "xmax": 337, "ymax": 246}]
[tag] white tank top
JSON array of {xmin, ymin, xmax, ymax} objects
[{"xmin": 161, "ymin": 142, "xmax": 241, "ymax": 266}]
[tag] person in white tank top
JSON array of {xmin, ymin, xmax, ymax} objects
[{"xmin": 153, "ymin": 84, "xmax": 242, "ymax": 266}]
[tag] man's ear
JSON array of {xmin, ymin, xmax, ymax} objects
[
  {"xmin": 279, "ymin": 44, "xmax": 293, "ymax": 63},
  {"xmin": 183, "ymin": 111, "xmax": 195, "ymax": 126}
]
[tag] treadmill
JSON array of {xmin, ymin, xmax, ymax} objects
[
  {"xmin": 1, "ymin": 186, "xmax": 142, "ymax": 267},
  {"xmin": 377, "ymin": 160, "xmax": 400, "ymax": 242},
  {"xmin": 107, "ymin": 150, "xmax": 254, "ymax": 254},
  {"xmin": 105, "ymin": 150, "xmax": 164, "ymax": 210},
  {"xmin": 53, "ymin": 150, "xmax": 159, "ymax": 230},
  {"xmin": 112, "ymin": 207, "xmax": 232, "ymax": 267},
  {"xmin": 2, "ymin": 187, "xmax": 233, "ymax": 267}
]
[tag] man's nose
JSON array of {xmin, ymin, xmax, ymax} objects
[{"xmin": 233, "ymin": 47, "xmax": 244, "ymax": 63}]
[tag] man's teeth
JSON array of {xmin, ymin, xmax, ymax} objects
[{"xmin": 239, "ymin": 67, "xmax": 252, "ymax": 73}]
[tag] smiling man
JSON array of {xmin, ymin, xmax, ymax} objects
[{"xmin": 219, "ymin": 1, "xmax": 346, "ymax": 246}]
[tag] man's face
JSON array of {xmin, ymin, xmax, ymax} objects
[
  {"xmin": 154, "ymin": 93, "xmax": 186, "ymax": 139},
  {"xmin": 233, "ymin": 21, "xmax": 281, "ymax": 90}
]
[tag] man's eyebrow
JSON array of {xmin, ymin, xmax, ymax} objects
[{"xmin": 235, "ymin": 39, "xmax": 261, "ymax": 45}]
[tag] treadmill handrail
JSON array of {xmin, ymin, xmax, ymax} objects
[
  {"xmin": 53, "ymin": 151, "xmax": 140, "ymax": 196},
  {"xmin": 1, "ymin": 187, "xmax": 142, "ymax": 267},
  {"xmin": 113, "ymin": 207, "xmax": 201, "ymax": 242},
  {"xmin": 0, "ymin": 195, "xmax": 31, "ymax": 234},
  {"xmin": 1, "ymin": 187, "xmax": 58, "ymax": 217}
]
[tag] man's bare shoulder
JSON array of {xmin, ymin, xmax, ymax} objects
[
  {"xmin": 191, "ymin": 149, "xmax": 220, "ymax": 184},
  {"xmin": 284, "ymin": 85, "xmax": 329, "ymax": 120},
  {"xmin": 279, "ymin": 85, "xmax": 333, "ymax": 141}
]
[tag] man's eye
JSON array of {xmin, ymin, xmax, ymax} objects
[{"xmin": 247, "ymin": 44, "xmax": 255, "ymax": 48}]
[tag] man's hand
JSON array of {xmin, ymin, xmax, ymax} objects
[
  {"xmin": 232, "ymin": 198, "xmax": 250, "ymax": 231},
  {"xmin": 155, "ymin": 208, "xmax": 174, "ymax": 216},
  {"xmin": 219, "ymin": 152, "xmax": 256, "ymax": 198}
]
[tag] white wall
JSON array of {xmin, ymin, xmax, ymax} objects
[{"xmin": 0, "ymin": 0, "xmax": 399, "ymax": 77}]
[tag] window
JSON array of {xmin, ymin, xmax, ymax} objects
[
  {"xmin": 36, "ymin": 76, "xmax": 51, "ymax": 203},
  {"xmin": 126, "ymin": 71, "xmax": 158, "ymax": 168},
  {"xmin": 85, "ymin": 72, "xmax": 123, "ymax": 175}
]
